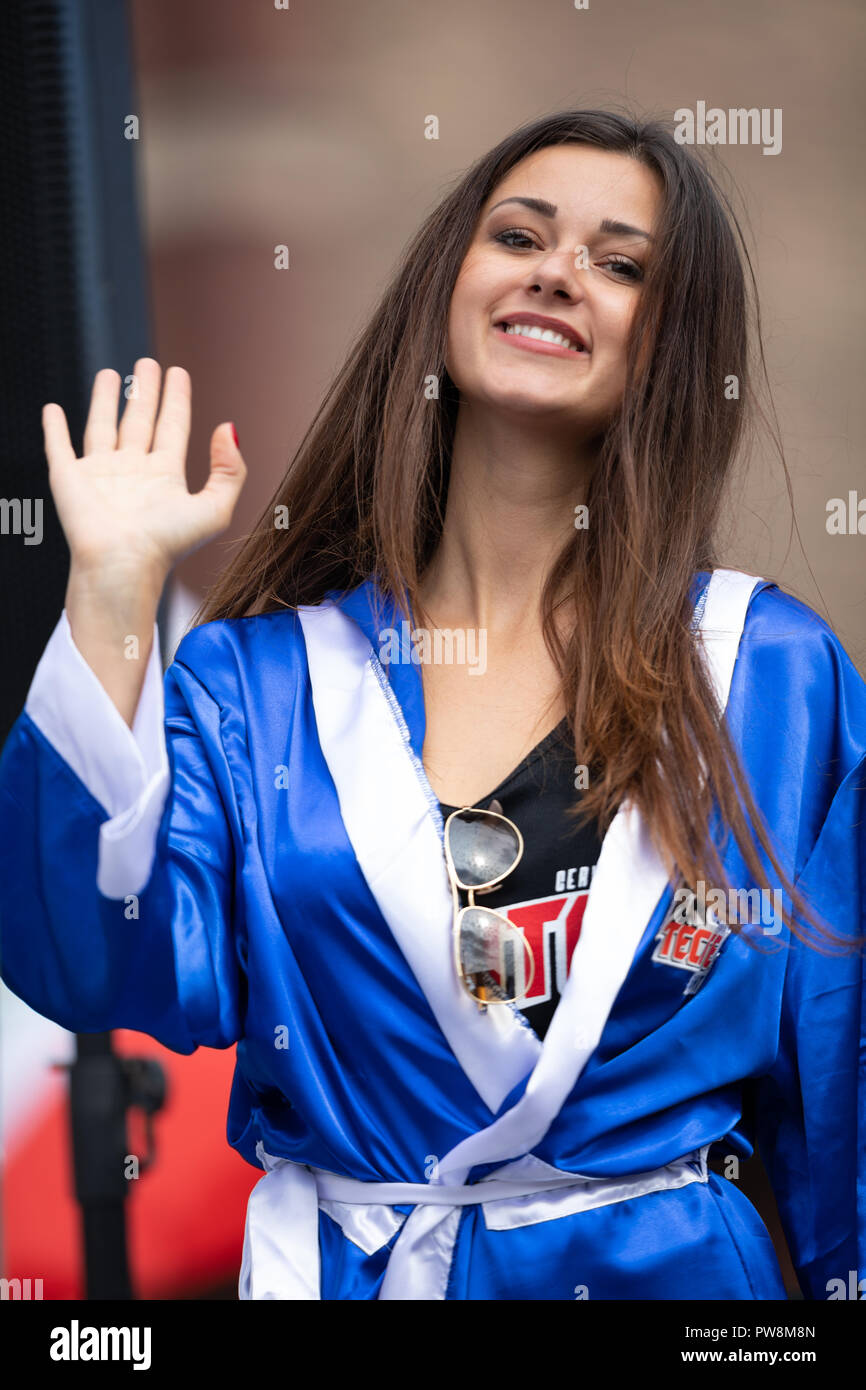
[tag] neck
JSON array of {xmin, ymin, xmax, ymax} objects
[{"xmin": 416, "ymin": 404, "xmax": 596, "ymax": 633}]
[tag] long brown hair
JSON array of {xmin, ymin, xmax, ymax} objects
[{"xmin": 197, "ymin": 108, "xmax": 856, "ymax": 954}]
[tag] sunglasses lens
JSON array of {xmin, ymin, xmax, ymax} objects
[
  {"xmin": 448, "ymin": 809, "xmax": 520, "ymax": 888},
  {"xmin": 458, "ymin": 906, "xmax": 532, "ymax": 1003}
]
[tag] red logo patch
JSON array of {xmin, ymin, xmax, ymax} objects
[{"xmin": 652, "ymin": 918, "xmax": 730, "ymax": 995}]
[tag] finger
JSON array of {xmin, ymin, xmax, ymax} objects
[
  {"xmin": 199, "ymin": 422, "xmax": 247, "ymax": 527},
  {"xmin": 116, "ymin": 357, "xmax": 162, "ymax": 454},
  {"xmin": 42, "ymin": 403, "xmax": 76, "ymax": 471},
  {"xmin": 82, "ymin": 368, "xmax": 121, "ymax": 455},
  {"xmin": 151, "ymin": 366, "xmax": 191, "ymax": 463}
]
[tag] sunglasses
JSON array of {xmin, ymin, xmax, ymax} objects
[{"xmin": 443, "ymin": 806, "xmax": 536, "ymax": 1011}]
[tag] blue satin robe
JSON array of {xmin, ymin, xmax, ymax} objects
[{"xmin": 0, "ymin": 569, "xmax": 863, "ymax": 1300}]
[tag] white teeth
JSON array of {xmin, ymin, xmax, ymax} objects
[{"xmin": 502, "ymin": 323, "xmax": 584, "ymax": 351}]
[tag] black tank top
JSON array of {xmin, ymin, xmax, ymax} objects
[{"xmin": 438, "ymin": 719, "xmax": 603, "ymax": 1041}]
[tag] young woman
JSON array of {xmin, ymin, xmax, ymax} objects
[{"xmin": 1, "ymin": 110, "xmax": 863, "ymax": 1301}]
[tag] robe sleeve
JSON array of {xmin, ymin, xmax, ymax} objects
[
  {"xmin": 754, "ymin": 749, "xmax": 866, "ymax": 1300},
  {"xmin": 0, "ymin": 611, "xmax": 244, "ymax": 1054}
]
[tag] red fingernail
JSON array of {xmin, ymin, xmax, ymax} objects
[{"xmin": 230, "ymin": 422, "xmax": 240, "ymax": 449}]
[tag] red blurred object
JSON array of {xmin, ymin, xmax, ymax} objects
[{"xmin": 3, "ymin": 1032, "xmax": 259, "ymax": 1299}]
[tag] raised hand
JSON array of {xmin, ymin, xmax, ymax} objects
[
  {"xmin": 43, "ymin": 358, "xmax": 247, "ymax": 726},
  {"xmin": 44, "ymin": 358, "xmax": 246, "ymax": 584}
]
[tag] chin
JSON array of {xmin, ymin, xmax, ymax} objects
[{"xmin": 480, "ymin": 378, "xmax": 595, "ymax": 419}]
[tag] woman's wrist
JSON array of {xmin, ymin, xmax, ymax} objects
[
  {"xmin": 66, "ymin": 559, "xmax": 167, "ymax": 630},
  {"xmin": 64, "ymin": 561, "xmax": 169, "ymax": 727}
]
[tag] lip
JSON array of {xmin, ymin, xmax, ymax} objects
[{"xmin": 493, "ymin": 311, "xmax": 589, "ymax": 357}]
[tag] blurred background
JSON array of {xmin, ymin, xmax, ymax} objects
[{"xmin": 1, "ymin": 0, "xmax": 862, "ymax": 1299}]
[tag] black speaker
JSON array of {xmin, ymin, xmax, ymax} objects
[
  {"xmin": 0, "ymin": 0, "xmax": 160, "ymax": 1301},
  {"xmin": 0, "ymin": 0, "xmax": 151, "ymax": 740}
]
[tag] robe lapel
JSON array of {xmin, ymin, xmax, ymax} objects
[
  {"xmin": 297, "ymin": 597, "xmax": 540, "ymax": 1117},
  {"xmin": 298, "ymin": 568, "xmax": 762, "ymax": 1176}
]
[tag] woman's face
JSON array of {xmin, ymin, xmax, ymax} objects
[{"xmin": 445, "ymin": 144, "xmax": 663, "ymax": 436}]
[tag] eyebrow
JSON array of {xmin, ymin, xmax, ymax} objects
[{"xmin": 486, "ymin": 197, "xmax": 654, "ymax": 242}]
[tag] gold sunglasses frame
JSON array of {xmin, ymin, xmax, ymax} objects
[{"xmin": 443, "ymin": 806, "xmax": 536, "ymax": 1011}]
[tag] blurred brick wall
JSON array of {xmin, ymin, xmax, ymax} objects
[{"xmin": 129, "ymin": 0, "xmax": 864, "ymax": 664}]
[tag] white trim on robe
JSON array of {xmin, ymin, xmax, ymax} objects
[
  {"xmin": 23, "ymin": 611, "xmax": 169, "ymax": 898},
  {"xmin": 694, "ymin": 567, "xmax": 764, "ymax": 718},
  {"xmin": 297, "ymin": 603, "xmax": 541, "ymax": 1116}
]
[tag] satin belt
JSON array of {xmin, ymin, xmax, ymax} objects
[{"xmin": 238, "ymin": 1142, "xmax": 711, "ymax": 1300}]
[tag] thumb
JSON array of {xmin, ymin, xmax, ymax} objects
[{"xmin": 201, "ymin": 421, "xmax": 247, "ymax": 521}]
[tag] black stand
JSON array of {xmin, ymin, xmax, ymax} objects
[{"xmin": 63, "ymin": 1033, "xmax": 167, "ymax": 1299}]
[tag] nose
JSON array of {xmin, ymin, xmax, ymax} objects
[{"xmin": 524, "ymin": 246, "xmax": 588, "ymax": 304}]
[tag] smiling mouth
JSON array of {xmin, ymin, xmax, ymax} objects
[{"xmin": 493, "ymin": 322, "xmax": 588, "ymax": 354}]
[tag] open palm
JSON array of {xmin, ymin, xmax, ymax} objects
[{"xmin": 43, "ymin": 358, "xmax": 246, "ymax": 579}]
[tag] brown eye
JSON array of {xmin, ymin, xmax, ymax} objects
[
  {"xmin": 599, "ymin": 255, "xmax": 643, "ymax": 282},
  {"xmin": 493, "ymin": 228, "xmax": 540, "ymax": 251}
]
